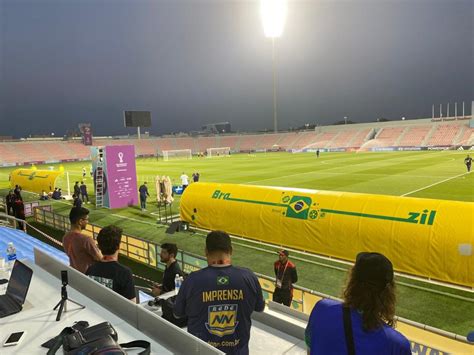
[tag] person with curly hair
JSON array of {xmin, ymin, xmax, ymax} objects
[{"xmin": 305, "ymin": 252, "xmax": 411, "ymax": 354}]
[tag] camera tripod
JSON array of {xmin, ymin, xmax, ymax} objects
[{"xmin": 53, "ymin": 271, "xmax": 85, "ymax": 321}]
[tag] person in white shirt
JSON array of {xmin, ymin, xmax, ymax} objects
[{"xmin": 180, "ymin": 172, "xmax": 189, "ymax": 191}]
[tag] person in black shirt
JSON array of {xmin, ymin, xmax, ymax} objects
[
  {"xmin": 72, "ymin": 193, "xmax": 82, "ymax": 208},
  {"xmin": 86, "ymin": 225, "xmax": 136, "ymax": 302},
  {"xmin": 273, "ymin": 249, "xmax": 298, "ymax": 307},
  {"xmin": 139, "ymin": 182, "xmax": 150, "ymax": 211},
  {"xmin": 5, "ymin": 190, "xmax": 16, "ymax": 215},
  {"xmin": 14, "ymin": 185, "xmax": 22, "ymax": 200},
  {"xmin": 465, "ymin": 155, "xmax": 472, "ymax": 172},
  {"xmin": 80, "ymin": 181, "xmax": 89, "ymax": 203},
  {"xmin": 152, "ymin": 243, "xmax": 183, "ymax": 296},
  {"xmin": 74, "ymin": 181, "xmax": 81, "ymax": 198}
]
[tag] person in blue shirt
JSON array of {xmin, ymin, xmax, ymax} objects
[
  {"xmin": 305, "ymin": 252, "xmax": 411, "ymax": 355},
  {"xmin": 174, "ymin": 230, "xmax": 265, "ymax": 355},
  {"xmin": 138, "ymin": 182, "xmax": 150, "ymax": 211}
]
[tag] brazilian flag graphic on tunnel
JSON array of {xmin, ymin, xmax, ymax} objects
[{"xmin": 285, "ymin": 196, "xmax": 312, "ymax": 220}]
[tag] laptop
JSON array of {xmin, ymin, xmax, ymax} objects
[{"xmin": 0, "ymin": 260, "xmax": 33, "ymax": 318}]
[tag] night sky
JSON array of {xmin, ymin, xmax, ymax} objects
[{"xmin": 0, "ymin": 0, "xmax": 472, "ymax": 138}]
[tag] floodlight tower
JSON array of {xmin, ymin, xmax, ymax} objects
[{"xmin": 260, "ymin": 0, "xmax": 287, "ymax": 133}]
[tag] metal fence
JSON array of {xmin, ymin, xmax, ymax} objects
[{"xmin": 34, "ymin": 206, "xmax": 322, "ymax": 314}]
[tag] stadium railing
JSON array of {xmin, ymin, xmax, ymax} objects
[
  {"xmin": 27, "ymin": 206, "xmax": 474, "ymax": 349},
  {"xmin": 33, "ymin": 205, "xmax": 312, "ymax": 311}
]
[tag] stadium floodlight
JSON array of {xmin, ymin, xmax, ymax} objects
[
  {"xmin": 260, "ymin": 0, "xmax": 287, "ymax": 134},
  {"xmin": 260, "ymin": 0, "xmax": 287, "ymax": 38}
]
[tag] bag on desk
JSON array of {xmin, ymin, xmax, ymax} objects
[
  {"xmin": 62, "ymin": 321, "xmax": 150, "ymax": 355},
  {"xmin": 161, "ymin": 296, "xmax": 187, "ymax": 328}
]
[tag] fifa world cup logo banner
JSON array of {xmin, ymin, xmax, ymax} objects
[
  {"xmin": 180, "ymin": 183, "xmax": 474, "ymax": 287},
  {"xmin": 91, "ymin": 145, "xmax": 138, "ymax": 208}
]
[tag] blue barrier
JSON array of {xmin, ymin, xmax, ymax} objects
[{"xmin": 0, "ymin": 226, "xmax": 68, "ymax": 264}]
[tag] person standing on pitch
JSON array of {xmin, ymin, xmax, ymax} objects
[
  {"xmin": 139, "ymin": 181, "xmax": 150, "ymax": 211},
  {"xmin": 465, "ymin": 155, "xmax": 472, "ymax": 172},
  {"xmin": 180, "ymin": 172, "xmax": 189, "ymax": 191},
  {"xmin": 305, "ymin": 252, "xmax": 411, "ymax": 354},
  {"xmin": 273, "ymin": 249, "xmax": 298, "ymax": 307},
  {"xmin": 74, "ymin": 181, "xmax": 81, "ymax": 198},
  {"xmin": 80, "ymin": 181, "xmax": 89, "ymax": 203}
]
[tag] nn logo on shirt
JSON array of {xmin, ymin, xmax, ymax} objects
[
  {"xmin": 206, "ymin": 304, "xmax": 239, "ymax": 337},
  {"xmin": 217, "ymin": 276, "xmax": 229, "ymax": 285}
]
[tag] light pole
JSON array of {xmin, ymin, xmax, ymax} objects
[
  {"xmin": 344, "ymin": 116, "xmax": 348, "ymax": 125},
  {"xmin": 260, "ymin": 0, "xmax": 287, "ymax": 133}
]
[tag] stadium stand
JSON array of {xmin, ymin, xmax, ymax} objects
[
  {"xmin": 425, "ymin": 124, "xmax": 464, "ymax": 147},
  {"xmin": 174, "ymin": 137, "xmax": 196, "ymax": 152},
  {"xmin": 326, "ymin": 129, "xmax": 358, "ymax": 148},
  {"xmin": 374, "ymin": 126, "xmax": 406, "ymax": 147},
  {"xmin": 455, "ymin": 125, "xmax": 474, "ymax": 145},
  {"xmin": 219, "ymin": 135, "xmax": 240, "ymax": 151},
  {"xmin": 239, "ymin": 134, "xmax": 264, "ymax": 152},
  {"xmin": 1, "ymin": 118, "xmax": 473, "ymax": 166},
  {"xmin": 291, "ymin": 131, "xmax": 321, "ymax": 150},
  {"xmin": 347, "ymin": 128, "xmax": 373, "ymax": 148},
  {"xmin": 195, "ymin": 136, "xmax": 219, "ymax": 154},
  {"xmin": 397, "ymin": 125, "xmax": 432, "ymax": 147},
  {"xmin": 276, "ymin": 132, "xmax": 300, "ymax": 150},
  {"xmin": 256, "ymin": 133, "xmax": 284, "ymax": 150},
  {"xmin": 157, "ymin": 137, "xmax": 177, "ymax": 153}
]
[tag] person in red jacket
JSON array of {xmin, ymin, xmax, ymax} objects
[{"xmin": 273, "ymin": 249, "xmax": 298, "ymax": 307}]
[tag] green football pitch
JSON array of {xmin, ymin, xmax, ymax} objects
[{"xmin": 1, "ymin": 150, "xmax": 473, "ymax": 336}]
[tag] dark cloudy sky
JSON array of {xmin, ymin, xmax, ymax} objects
[{"xmin": 0, "ymin": 0, "xmax": 472, "ymax": 138}]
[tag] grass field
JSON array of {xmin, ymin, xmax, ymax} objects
[{"xmin": 1, "ymin": 150, "xmax": 473, "ymax": 335}]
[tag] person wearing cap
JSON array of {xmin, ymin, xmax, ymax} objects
[
  {"xmin": 273, "ymin": 249, "xmax": 298, "ymax": 307},
  {"xmin": 305, "ymin": 252, "xmax": 411, "ymax": 355},
  {"xmin": 173, "ymin": 230, "xmax": 265, "ymax": 355}
]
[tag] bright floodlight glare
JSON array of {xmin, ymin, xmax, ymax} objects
[{"xmin": 260, "ymin": 0, "xmax": 287, "ymax": 38}]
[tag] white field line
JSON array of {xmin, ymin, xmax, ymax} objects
[
  {"xmin": 245, "ymin": 151, "xmax": 460, "ymax": 185},
  {"xmin": 401, "ymin": 172, "xmax": 470, "ymax": 197},
  {"xmin": 245, "ymin": 172, "xmax": 455, "ymax": 185}
]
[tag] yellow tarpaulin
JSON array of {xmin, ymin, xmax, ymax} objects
[
  {"xmin": 10, "ymin": 169, "xmax": 63, "ymax": 194},
  {"xmin": 180, "ymin": 183, "xmax": 474, "ymax": 287}
]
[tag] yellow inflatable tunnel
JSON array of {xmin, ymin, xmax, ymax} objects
[
  {"xmin": 180, "ymin": 183, "xmax": 474, "ymax": 287},
  {"xmin": 10, "ymin": 169, "xmax": 63, "ymax": 194}
]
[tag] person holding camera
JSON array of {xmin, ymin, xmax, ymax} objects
[{"xmin": 86, "ymin": 225, "xmax": 136, "ymax": 302}]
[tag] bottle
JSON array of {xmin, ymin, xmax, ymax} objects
[
  {"xmin": 6, "ymin": 242, "xmax": 17, "ymax": 268},
  {"xmin": 174, "ymin": 273, "xmax": 182, "ymax": 295}
]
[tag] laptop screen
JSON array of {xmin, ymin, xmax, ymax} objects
[{"xmin": 6, "ymin": 260, "xmax": 33, "ymax": 305}]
